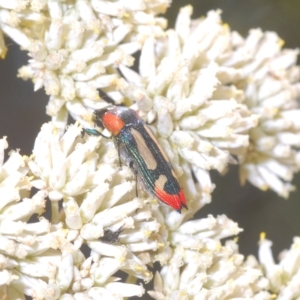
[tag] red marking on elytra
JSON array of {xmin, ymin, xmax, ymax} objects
[
  {"xmin": 154, "ymin": 187, "xmax": 187, "ymax": 212},
  {"xmin": 102, "ymin": 112, "xmax": 125, "ymax": 136}
]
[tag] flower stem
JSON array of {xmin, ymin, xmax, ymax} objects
[{"xmin": 51, "ymin": 200, "xmax": 60, "ymax": 224}]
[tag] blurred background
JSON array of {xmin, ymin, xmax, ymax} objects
[{"xmin": 1, "ymin": 0, "xmax": 300, "ymax": 263}]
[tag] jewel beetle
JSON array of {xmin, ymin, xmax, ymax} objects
[{"xmin": 85, "ymin": 106, "xmax": 188, "ymax": 213}]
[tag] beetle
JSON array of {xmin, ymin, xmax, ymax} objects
[{"xmin": 84, "ymin": 106, "xmax": 188, "ymax": 213}]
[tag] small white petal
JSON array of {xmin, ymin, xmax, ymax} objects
[
  {"xmin": 63, "ymin": 197, "xmax": 82, "ymax": 230},
  {"xmin": 105, "ymin": 282, "xmax": 145, "ymax": 298}
]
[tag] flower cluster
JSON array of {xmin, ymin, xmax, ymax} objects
[
  {"xmin": 149, "ymin": 241, "xmax": 271, "ymax": 300},
  {"xmin": 0, "ymin": 137, "xmax": 69, "ymax": 299},
  {"xmin": 0, "ymin": 124, "xmax": 154, "ymax": 299},
  {"xmin": 161, "ymin": 6, "xmax": 300, "ymax": 197},
  {"xmin": 0, "ymin": 122, "xmax": 272, "ymax": 299},
  {"xmin": 106, "ymin": 10, "xmax": 259, "ymax": 215},
  {"xmin": 29, "ymin": 122, "xmax": 159, "ymax": 279},
  {"xmin": 148, "ymin": 209, "xmax": 271, "ymax": 299},
  {"xmin": 0, "ymin": 0, "xmax": 169, "ymax": 128},
  {"xmin": 228, "ymin": 30, "xmax": 300, "ymax": 198},
  {"xmin": 1, "ymin": 1, "xmax": 300, "ymax": 299},
  {"xmin": 3, "ymin": 2, "xmax": 300, "ymax": 198},
  {"xmin": 258, "ymin": 235, "xmax": 300, "ymax": 300},
  {"xmin": 106, "ymin": 5, "xmax": 300, "ymax": 199}
]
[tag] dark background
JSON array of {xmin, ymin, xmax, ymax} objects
[{"xmin": 1, "ymin": 0, "xmax": 300, "ymax": 267}]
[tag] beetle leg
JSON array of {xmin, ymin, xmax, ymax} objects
[
  {"xmin": 129, "ymin": 160, "xmax": 138, "ymax": 198},
  {"xmin": 116, "ymin": 137, "xmax": 123, "ymax": 169},
  {"xmin": 82, "ymin": 128, "xmax": 111, "ymax": 139}
]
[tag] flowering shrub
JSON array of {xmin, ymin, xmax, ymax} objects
[{"xmin": 0, "ymin": 1, "xmax": 300, "ymax": 299}]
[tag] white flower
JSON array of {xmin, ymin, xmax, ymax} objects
[
  {"xmin": 204, "ymin": 18, "xmax": 300, "ymax": 197},
  {"xmin": 0, "ymin": 0, "xmax": 169, "ymax": 129},
  {"xmin": 0, "ymin": 122, "xmax": 165, "ymax": 299},
  {"xmin": 2, "ymin": 1, "xmax": 299, "ymax": 298},
  {"xmin": 146, "ymin": 203, "xmax": 269, "ymax": 299},
  {"xmin": 259, "ymin": 235, "xmax": 300, "ymax": 299},
  {"xmin": 0, "ymin": 137, "xmax": 30, "ymax": 205},
  {"xmin": 119, "ymin": 37, "xmax": 256, "ymax": 172},
  {"xmin": 95, "ymin": 7, "xmax": 257, "ymax": 211},
  {"xmin": 0, "ymin": 137, "xmax": 73, "ymax": 299},
  {"xmin": 27, "ymin": 121, "xmax": 253, "ymax": 298},
  {"xmin": 149, "ymin": 238, "xmax": 270, "ymax": 299},
  {"xmin": 165, "ymin": 6, "xmax": 300, "ymax": 198},
  {"xmin": 29, "ymin": 121, "xmax": 194, "ymax": 296},
  {"xmin": 56, "ymin": 253, "xmax": 145, "ymax": 299},
  {"xmin": 232, "ymin": 30, "xmax": 300, "ymax": 198}
]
